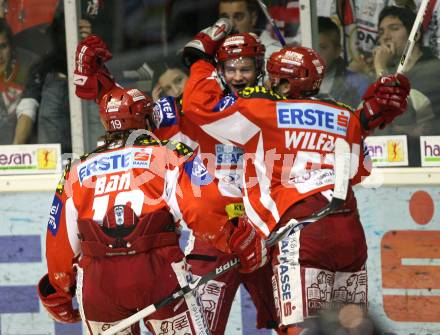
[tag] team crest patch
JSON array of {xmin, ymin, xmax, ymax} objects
[
  {"xmin": 213, "ymin": 94, "xmax": 237, "ymax": 112},
  {"xmin": 184, "ymin": 156, "xmax": 213, "ymax": 186}
]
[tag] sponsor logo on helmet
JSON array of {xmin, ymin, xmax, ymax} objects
[
  {"xmin": 312, "ymin": 59, "xmax": 324, "ymax": 74},
  {"xmin": 48, "ymin": 195, "xmax": 62, "ymax": 236},
  {"xmin": 127, "ymin": 88, "xmax": 146, "ymax": 102},
  {"xmin": 276, "ymin": 102, "xmax": 350, "ymax": 136},
  {"xmin": 224, "ymin": 36, "xmax": 245, "ymax": 46},
  {"xmin": 280, "ymin": 67, "xmax": 295, "ymax": 74},
  {"xmin": 106, "ymin": 99, "xmax": 122, "ymax": 113},
  {"xmin": 281, "ymin": 51, "xmax": 303, "ymax": 66}
]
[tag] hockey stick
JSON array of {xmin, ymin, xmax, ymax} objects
[
  {"xmin": 256, "ymin": 0, "xmax": 287, "ymax": 46},
  {"xmin": 101, "ymin": 138, "xmax": 351, "ymax": 335},
  {"xmin": 397, "ymin": 0, "xmax": 430, "ymax": 74}
]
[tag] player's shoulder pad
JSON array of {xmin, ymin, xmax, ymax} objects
[
  {"xmin": 238, "ymin": 86, "xmax": 286, "ymax": 101},
  {"xmin": 56, "ymin": 159, "xmax": 71, "ymax": 195},
  {"xmin": 319, "ymin": 97, "xmax": 355, "ymax": 113},
  {"xmin": 136, "ymin": 136, "xmax": 194, "ymax": 158}
]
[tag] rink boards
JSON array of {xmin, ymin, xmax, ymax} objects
[{"xmin": 0, "ymin": 185, "xmax": 439, "ymax": 335}]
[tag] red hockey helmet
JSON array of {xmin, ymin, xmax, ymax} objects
[
  {"xmin": 99, "ymin": 86, "xmax": 154, "ymax": 132},
  {"xmin": 266, "ymin": 46, "xmax": 326, "ymax": 98},
  {"xmin": 216, "ymin": 33, "xmax": 265, "ymax": 75}
]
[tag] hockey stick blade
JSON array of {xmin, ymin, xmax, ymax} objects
[
  {"xmin": 101, "ymin": 139, "xmax": 351, "ymax": 335},
  {"xmin": 266, "ymin": 137, "xmax": 351, "ymax": 245},
  {"xmin": 256, "ymin": 0, "xmax": 286, "ymax": 46}
]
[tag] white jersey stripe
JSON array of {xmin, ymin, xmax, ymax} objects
[
  {"xmin": 242, "ymin": 184, "xmax": 270, "ymax": 237},
  {"xmin": 163, "ymin": 166, "xmax": 183, "ymax": 222},
  {"xmin": 65, "ymin": 197, "xmax": 81, "ymax": 256},
  {"xmin": 254, "ymin": 132, "xmax": 280, "ymax": 224}
]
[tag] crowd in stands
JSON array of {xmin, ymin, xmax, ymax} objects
[{"xmin": 0, "ymin": 0, "xmax": 439, "ymax": 166}]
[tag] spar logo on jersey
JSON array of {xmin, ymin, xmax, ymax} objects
[
  {"xmin": 184, "ymin": 156, "xmax": 213, "ymax": 186},
  {"xmin": 213, "ymin": 94, "xmax": 237, "ymax": 112},
  {"xmin": 78, "ymin": 149, "xmax": 132, "ymax": 184},
  {"xmin": 152, "ymin": 97, "xmax": 178, "ymax": 129},
  {"xmin": 132, "ymin": 147, "xmax": 153, "ymax": 169},
  {"xmin": 215, "ymin": 144, "xmax": 243, "ymax": 166},
  {"xmin": 47, "ymin": 195, "xmax": 62, "ymax": 236},
  {"xmin": 276, "ymin": 102, "xmax": 350, "ymax": 136}
]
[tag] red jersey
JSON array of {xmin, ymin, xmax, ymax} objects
[
  {"xmin": 45, "ymin": 138, "xmax": 231, "ymax": 295},
  {"xmin": 150, "ymin": 93, "xmax": 246, "ymax": 253},
  {"xmin": 183, "ymin": 60, "xmax": 371, "ymax": 238},
  {"xmin": 152, "ymin": 95, "xmax": 244, "ymax": 199}
]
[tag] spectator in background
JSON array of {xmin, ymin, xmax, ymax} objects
[
  {"xmin": 316, "ymin": 16, "xmax": 371, "ymax": 109},
  {"xmin": 151, "ymin": 66, "xmax": 188, "ymax": 101},
  {"xmin": 0, "ymin": 0, "xmax": 59, "ymax": 57},
  {"xmin": 218, "ymin": 0, "xmax": 279, "ymax": 84},
  {"xmin": 0, "ymin": 18, "xmax": 37, "ymax": 144},
  {"xmin": 13, "ymin": 9, "xmax": 102, "ymax": 153},
  {"xmin": 218, "ymin": 0, "xmax": 259, "ymax": 34},
  {"xmin": 347, "ymin": 0, "xmax": 431, "ymax": 77},
  {"xmin": 373, "ymin": 5, "xmax": 440, "ymax": 166}
]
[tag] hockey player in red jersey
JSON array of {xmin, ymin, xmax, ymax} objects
[
  {"xmin": 37, "ymin": 86, "xmax": 268, "ymax": 335},
  {"xmin": 181, "ymin": 18, "xmax": 410, "ymax": 334},
  {"xmin": 73, "ymin": 33, "xmax": 278, "ymax": 334}
]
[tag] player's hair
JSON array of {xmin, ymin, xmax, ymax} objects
[{"xmin": 318, "ymin": 16, "xmax": 341, "ymax": 47}]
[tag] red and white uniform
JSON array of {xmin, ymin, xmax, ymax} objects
[
  {"xmin": 152, "ymin": 97, "xmax": 278, "ymax": 333},
  {"xmin": 46, "ymin": 139, "xmax": 214, "ymax": 335},
  {"xmin": 182, "ymin": 59, "xmax": 371, "ymax": 327},
  {"xmin": 183, "ymin": 60, "xmax": 370, "ymax": 238}
]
